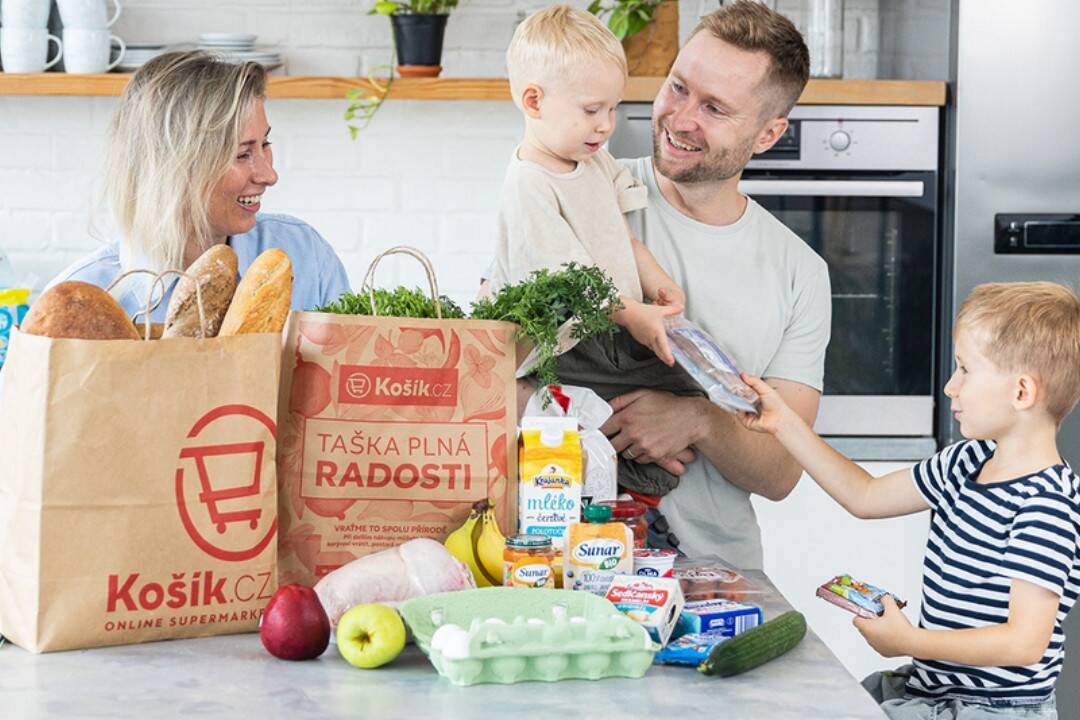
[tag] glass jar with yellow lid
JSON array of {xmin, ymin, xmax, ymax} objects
[{"xmin": 503, "ymin": 534, "xmax": 555, "ymax": 588}]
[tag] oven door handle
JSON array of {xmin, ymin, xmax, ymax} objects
[{"xmin": 738, "ymin": 179, "xmax": 925, "ymax": 197}]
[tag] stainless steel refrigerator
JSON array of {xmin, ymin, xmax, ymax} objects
[{"xmin": 944, "ymin": 1, "xmax": 1080, "ymax": 714}]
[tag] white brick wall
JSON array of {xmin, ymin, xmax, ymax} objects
[{"xmin": 0, "ymin": 0, "xmax": 947, "ymax": 308}]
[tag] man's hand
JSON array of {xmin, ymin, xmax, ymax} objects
[
  {"xmin": 853, "ymin": 596, "xmax": 915, "ymax": 658},
  {"xmin": 601, "ymin": 389, "xmax": 707, "ymax": 474}
]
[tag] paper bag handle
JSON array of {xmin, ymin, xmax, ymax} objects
[
  {"xmin": 360, "ymin": 245, "xmax": 444, "ymax": 320},
  {"xmin": 106, "ymin": 268, "xmax": 207, "ymax": 340}
]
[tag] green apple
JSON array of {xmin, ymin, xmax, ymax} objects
[{"xmin": 336, "ymin": 603, "xmax": 406, "ymax": 669}]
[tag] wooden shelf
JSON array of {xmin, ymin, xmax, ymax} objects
[{"xmin": 0, "ymin": 74, "xmax": 947, "ymax": 106}]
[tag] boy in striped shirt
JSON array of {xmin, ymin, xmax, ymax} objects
[{"xmin": 740, "ymin": 282, "xmax": 1080, "ymax": 719}]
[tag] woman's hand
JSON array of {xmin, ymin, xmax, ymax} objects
[
  {"xmin": 737, "ymin": 373, "xmax": 796, "ymax": 435},
  {"xmin": 853, "ymin": 596, "xmax": 916, "ymax": 658}
]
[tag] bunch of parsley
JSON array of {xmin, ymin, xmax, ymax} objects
[
  {"xmin": 317, "ymin": 287, "xmax": 466, "ymax": 319},
  {"xmin": 471, "ymin": 263, "xmax": 622, "ymax": 388}
]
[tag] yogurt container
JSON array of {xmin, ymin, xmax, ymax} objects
[{"xmin": 633, "ymin": 548, "xmax": 677, "ymax": 578}]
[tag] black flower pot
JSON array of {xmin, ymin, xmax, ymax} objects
[{"xmin": 391, "ymin": 13, "xmax": 449, "ymax": 77}]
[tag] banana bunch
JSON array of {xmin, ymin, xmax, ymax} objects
[{"xmin": 444, "ymin": 498, "xmax": 505, "ymax": 587}]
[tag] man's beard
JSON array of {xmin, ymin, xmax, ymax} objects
[{"xmin": 652, "ymin": 122, "xmax": 756, "ymax": 184}]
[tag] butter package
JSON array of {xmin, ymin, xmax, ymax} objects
[
  {"xmin": 605, "ymin": 575, "xmax": 685, "ymax": 646},
  {"xmin": 564, "ymin": 503, "xmax": 633, "ymax": 595},
  {"xmin": 654, "ymin": 632, "xmax": 732, "ymax": 666},
  {"xmin": 675, "ymin": 599, "xmax": 762, "ymax": 638},
  {"xmin": 518, "ymin": 416, "xmax": 583, "ymax": 545}
]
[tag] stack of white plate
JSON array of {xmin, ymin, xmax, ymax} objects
[
  {"xmin": 196, "ymin": 33, "xmax": 283, "ymax": 71},
  {"xmin": 116, "ymin": 43, "xmax": 167, "ymax": 73}
]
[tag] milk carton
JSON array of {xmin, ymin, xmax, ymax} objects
[
  {"xmin": 517, "ymin": 416, "xmax": 583, "ymax": 547},
  {"xmin": 605, "ymin": 575, "xmax": 685, "ymax": 646}
]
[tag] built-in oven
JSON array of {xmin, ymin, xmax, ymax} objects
[{"xmin": 610, "ymin": 105, "xmax": 940, "ymax": 447}]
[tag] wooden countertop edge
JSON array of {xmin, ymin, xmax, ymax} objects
[{"xmin": 0, "ymin": 74, "xmax": 947, "ymax": 106}]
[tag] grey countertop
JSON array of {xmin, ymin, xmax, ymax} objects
[{"xmin": 0, "ymin": 571, "xmax": 884, "ymax": 719}]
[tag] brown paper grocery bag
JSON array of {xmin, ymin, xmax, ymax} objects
[
  {"xmin": 277, "ymin": 247, "xmax": 518, "ymax": 586},
  {"xmin": 0, "ymin": 279, "xmax": 282, "ymax": 652}
]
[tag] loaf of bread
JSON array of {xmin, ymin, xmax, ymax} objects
[
  {"xmin": 21, "ymin": 281, "xmax": 140, "ymax": 340},
  {"xmin": 163, "ymin": 244, "xmax": 239, "ymax": 338},
  {"xmin": 218, "ymin": 248, "xmax": 293, "ymax": 335}
]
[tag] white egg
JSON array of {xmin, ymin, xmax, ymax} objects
[{"xmin": 431, "ymin": 623, "xmax": 469, "ymax": 658}]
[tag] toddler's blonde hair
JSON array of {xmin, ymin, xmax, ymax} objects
[
  {"xmin": 956, "ymin": 281, "xmax": 1080, "ymax": 422},
  {"xmin": 506, "ymin": 5, "xmax": 627, "ymax": 105}
]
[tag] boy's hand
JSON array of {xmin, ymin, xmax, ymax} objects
[
  {"xmin": 615, "ymin": 300, "xmax": 683, "ymax": 366},
  {"xmin": 737, "ymin": 373, "xmax": 796, "ymax": 435},
  {"xmin": 853, "ymin": 596, "xmax": 915, "ymax": 658},
  {"xmin": 655, "ymin": 286, "xmax": 686, "ymax": 308}
]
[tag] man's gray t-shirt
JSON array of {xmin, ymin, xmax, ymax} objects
[{"xmin": 620, "ymin": 157, "xmax": 831, "ymax": 569}]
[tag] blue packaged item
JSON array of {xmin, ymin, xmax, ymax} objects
[
  {"xmin": 675, "ymin": 599, "xmax": 762, "ymax": 639},
  {"xmin": 655, "ymin": 632, "xmax": 731, "ymax": 666},
  {"xmin": 0, "ymin": 289, "xmax": 30, "ymax": 370}
]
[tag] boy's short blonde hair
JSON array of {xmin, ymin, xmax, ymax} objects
[
  {"xmin": 506, "ymin": 5, "xmax": 627, "ymax": 103},
  {"xmin": 956, "ymin": 281, "xmax": 1080, "ymax": 422}
]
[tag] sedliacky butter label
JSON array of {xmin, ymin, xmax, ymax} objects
[{"xmin": 605, "ymin": 575, "xmax": 684, "ymax": 647}]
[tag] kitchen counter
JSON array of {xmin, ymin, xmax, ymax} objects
[
  {"xmin": 0, "ymin": 74, "xmax": 947, "ymax": 105},
  {"xmin": 0, "ymin": 572, "xmax": 885, "ymax": 719}
]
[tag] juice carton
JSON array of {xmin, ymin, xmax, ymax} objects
[
  {"xmin": 518, "ymin": 416, "xmax": 583, "ymax": 553},
  {"xmin": 605, "ymin": 575, "xmax": 685, "ymax": 647},
  {"xmin": 564, "ymin": 503, "xmax": 634, "ymax": 595},
  {"xmin": 675, "ymin": 599, "xmax": 762, "ymax": 638}
]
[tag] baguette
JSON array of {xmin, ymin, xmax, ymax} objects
[
  {"xmin": 21, "ymin": 281, "xmax": 140, "ymax": 340},
  {"xmin": 218, "ymin": 248, "xmax": 293, "ymax": 335},
  {"xmin": 163, "ymin": 244, "xmax": 238, "ymax": 338}
]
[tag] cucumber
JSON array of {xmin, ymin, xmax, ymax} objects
[{"xmin": 698, "ymin": 610, "xmax": 807, "ymax": 677}]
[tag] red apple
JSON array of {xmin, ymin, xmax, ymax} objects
[{"xmin": 259, "ymin": 584, "xmax": 331, "ymax": 660}]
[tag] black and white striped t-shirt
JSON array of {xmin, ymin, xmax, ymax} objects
[{"xmin": 909, "ymin": 440, "xmax": 1080, "ymax": 703}]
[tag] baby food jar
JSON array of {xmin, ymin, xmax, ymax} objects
[
  {"xmin": 596, "ymin": 500, "xmax": 648, "ymax": 549},
  {"xmin": 503, "ymin": 534, "xmax": 556, "ymax": 588}
]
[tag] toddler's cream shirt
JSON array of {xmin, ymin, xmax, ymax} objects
[{"xmin": 489, "ymin": 147, "xmax": 649, "ymax": 300}]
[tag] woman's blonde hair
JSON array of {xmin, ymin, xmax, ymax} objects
[
  {"xmin": 957, "ymin": 281, "xmax": 1080, "ymax": 422},
  {"xmin": 104, "ymin": 51, "xmax": 267, "ymax": 273},
  {"xmin": 506, "ymin": 5, "xmax": 627, "ymax": 104}
]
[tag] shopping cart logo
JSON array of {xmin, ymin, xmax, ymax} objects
[
  {"xmin": 175, "ymin": 404, "xmax": 278, "ymax": 562},
  {"xmin": 345, "ymin": 372, "xmax": 372, "ymax": 399},
  {"xmin": 338, "ymin": 365, "xmax": 458, "ymax": 407}
]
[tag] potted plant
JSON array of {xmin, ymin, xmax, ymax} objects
[
  {"xmin": 371, "ymin": 0, "xmax": 459, "ymax": 78},
  {"xmin": 588, "ymin": 0, "xmax": 678, "ymax": 77}
]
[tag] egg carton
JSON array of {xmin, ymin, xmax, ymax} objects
[{"xmin": 399, "ymin": 587, "xmax": 658, "ymax": 685}]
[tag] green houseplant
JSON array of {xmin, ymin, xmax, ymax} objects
[
  {"xmin": 588, "ymin": 0, "xmax": 678, "ymax": 76},
  {"xmin": 372, "ymin": 0, "xmax": 459, "ymax": 77},
  {"xmin": 345, "ymin": 0, "xmax": 459, "ymax": 138}
]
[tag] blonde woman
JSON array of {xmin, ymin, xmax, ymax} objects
[{"xmin": 49, "ymin": 50, "xmax": 350, "ymax": 315}]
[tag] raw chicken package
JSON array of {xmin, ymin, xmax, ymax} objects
[
  {"xmin": 664, "ymin": 317, "xmax": 759, "ymax": 415},
  {"xmin": 277, "ymin": 248, "xmax": 519, "ymax": 586},
  {"xmin": 314, "ymin": 538, "xmax": 475, "ymax": 625}
]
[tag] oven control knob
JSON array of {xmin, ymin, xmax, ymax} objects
[{"xmin": 828, "ymin": 130, "xmax": 851, "ymax": 151}]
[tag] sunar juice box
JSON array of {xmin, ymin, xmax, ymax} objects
[
  {"xmin": 518, "ymin": 416, "xmax": 583, "ymax": 559},
  {"xmin": 564, "ymin": 504, "xmax": 633, "ymax": 595},
  {"xmin": 605, "ymin": 575, "xmax": 685, "ymax": 647}
]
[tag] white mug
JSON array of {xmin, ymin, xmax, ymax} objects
[
  {"xmin": 57, "ymin": 0, "xmax": 122, "ymax": 29},
  {"xmin": 62, "ymin": 28, "xmax": 124, "ymax": 73},
  {"xmin": 0, "ymin": 0, "xmax": 51, "ymax": 27},
  {"xmin": 0, "ymin": 27, "xmax": 63, "ymax": 72}
]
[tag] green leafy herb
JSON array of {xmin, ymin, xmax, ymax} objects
[
  {"xmin": 471, "ymin": 263, "xmax": 622, "ymax": 388},
  {"xmin": 587, "ymin": 0, "xmax": 664, "ymax": 40},
  {"xmin": 317, "ymin": 287, "xmax": 466, "ymax": 319}
]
